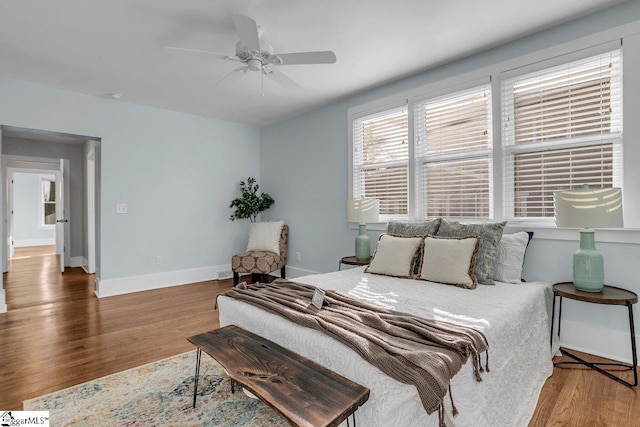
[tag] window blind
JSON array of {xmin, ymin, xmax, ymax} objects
[
  {"xmin": 352, "ymin": 106, "xmax": 408, "ymax": 216},
  {"xmin": 502, "ymin": 49, "xmax": 622, "ymax": 220},
  {"xmin": 414, "ymin": 84, "xmax": 492, "ymax": 219}
]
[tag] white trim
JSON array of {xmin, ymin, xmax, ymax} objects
[
  {"xmin": 0, "ymin": 289, "xmax": 5, "ymax": 313},
  {"xmin": 505, "ymin": 224, "xmax": 640, "ymax": 244},
  {"xmin": 69, "ymin": 256, "xmax": 83, "ymax": 268},
  {"xmin": 94, "ymin": 265, "xmax": 229, "ymax": 298},
  {"xmin": 81, "ymin": 257, "xmax": 90, "ymax": 274},
  {"xmin": 559, "ymin": 319, "xmax": 639, "ymax": 366},
  {"xmin": 13, "ymin": 238, "xmax": 55, "ymax": 247},
  {"xmin": 38, "ymin": 174, "xmax": 56, "ymax": 228},
  {"xmin": 285, "ymin": 265, "xmax": 320, "ymax": 279}
]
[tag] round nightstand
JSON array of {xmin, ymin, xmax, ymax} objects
[
  {"xmin": 338, "ymin": 256, "xmax": 371, "ymax": 271},
  {"xmin": 550, "ymin": 282, "xmax": 638, "ymax": 387}
]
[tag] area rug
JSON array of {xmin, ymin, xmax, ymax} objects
[{"xmin": 23, "ymin": 350, "xmax": 288, "ymax": 426}]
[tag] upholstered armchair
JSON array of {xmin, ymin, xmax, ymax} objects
[{"xmin": 232, "ymin": 224, "xmax": 288, "ymax": 286}]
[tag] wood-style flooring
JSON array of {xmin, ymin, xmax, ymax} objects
[{"xmin": 1, "ymin": 246, "xmax": 639, "ymax": 425}]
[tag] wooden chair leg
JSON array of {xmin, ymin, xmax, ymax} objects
[
  {"xmin": 233, "ymin": 272, "xmax": 239, "ymax": 286},
  {"xmin": 281, "ymin": 267, "xmax": 286, "ymax": 279}
]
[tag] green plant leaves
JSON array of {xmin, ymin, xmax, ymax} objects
[{"xmin": 229, "ymin": 177, "xmax": 275, "ymax": 222}]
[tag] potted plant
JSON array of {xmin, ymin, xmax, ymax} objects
[{"xmin": 229, "ymin": 177, "xmax": 275, "ymax": 222}]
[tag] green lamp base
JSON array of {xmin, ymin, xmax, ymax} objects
[
  {"xmin": 573, "ymin": 228, "xmax": 604, "ymax": 293},
  {"xmin": 355, "ymin": 223, "xmax": 371, "ymax": 261}
]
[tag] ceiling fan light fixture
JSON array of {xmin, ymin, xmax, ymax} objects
[{"xmin": 247, "ymin": 58, "xmax": 262, "ymax": 71}]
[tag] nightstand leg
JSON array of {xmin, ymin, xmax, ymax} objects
[
  {"xmin": 627, "ymin": 302, "xmax": 638, "ymax": 386},
  {"xmin": 550, "ymin": 293, "xmax": 556, "ymax": 350},
  {"xmin": 557, "ymin": 296, "xmax": 563, "ymax": 338}
]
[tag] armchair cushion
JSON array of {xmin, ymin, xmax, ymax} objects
[{"xmin": 232, "ymin": 251, "xmax": 286, "ymax": 275}]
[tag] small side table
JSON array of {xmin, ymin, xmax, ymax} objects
[
  {"xmin": 550, "ymin": 282, "xmax": 638, "ymax": 387},
  {"xmin": 339, "ymin": 256, "xmax": 371, "ymax": 271}
]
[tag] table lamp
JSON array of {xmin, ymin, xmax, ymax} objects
[
  {"xmin": 347, "ymin": 198, "xmax": 380, "ymax": 261},
  {"xmin": 554, "ymin": 186, "xmax": 623, "ymax": 292}
]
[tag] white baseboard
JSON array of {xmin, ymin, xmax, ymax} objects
[
  {"xmin": 0, "ymin": 289, "xmax": 6, "ymax": 313},
  {"xmin": 559, "ymin": 319, "xmax": 639, "ymax": 366},
  {"xmin": 284, "ymin": 265, "xmax": 320, "ymax": 279},
  {"xmin": 69, "ymin": 256, "xmax": 83, "ymax": 268},
  {"xmin": 13, "ymin": 239, "xmax": 55, "ymax": 247},
  {"xmin": 95, "ymin": 264, "xmax": 232, "ymax": 298}
]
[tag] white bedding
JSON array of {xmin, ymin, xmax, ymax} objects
[{"xmin": 217, "ymin": 267, "xmax": 555, "ymax": 426}]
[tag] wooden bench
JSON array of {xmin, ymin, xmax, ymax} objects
[{"xmin": 187, "ymin": 325, "xmax": 370, "ymax": 427}]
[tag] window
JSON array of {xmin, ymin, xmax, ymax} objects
[
  {"xmin": 352, "ymin": 104, "xmax": 409, "ymax": 217},
  {"xmin": 41, "ymin": 178, "xmax": 56, "ymax": 226},
  {"xmin": 502, "ymin": 50, "xmax": 622, "ymax": 221},
  {"xmin": 414, "ymin": 85, "xmax": 493, "ymax": 219},
  {"xmin": 349, "ymin": 47, "xmax": 623, "ymax": 226}
]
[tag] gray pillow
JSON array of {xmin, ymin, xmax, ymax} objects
[
  {"xmin": 436, "ymin": 219, "xmax": 507, "ymax": 285},
  {"xmin": 387, "ymin": 219, "xmax": 441, "ymax": 236}
]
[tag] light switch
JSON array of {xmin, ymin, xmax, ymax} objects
[{"xmin": 116, "ymin": 203, "xmax": 128, "ymax": 214}]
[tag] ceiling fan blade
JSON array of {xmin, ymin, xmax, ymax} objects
[
  {"xmin": 233, "ymin": 15, "xmax": 261, "ymax": 51},
  {"xmin": 264, "ymin": 68, "xmax": 303, "ymax": 90},
  {"xmin": 272, "ymin": 51, "xmax": 336, "ymax": 65},
  {"xmin": 165, "ymin": 46, "xmax": 239, "ymax": 61},
  {"xmin": 212, "ymin": 66, "xmax": 249, "ymax": 88}
]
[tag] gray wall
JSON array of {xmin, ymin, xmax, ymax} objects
[{"xmin": 0, "ymin": 77, "xmax": 261, "ymax": 288}]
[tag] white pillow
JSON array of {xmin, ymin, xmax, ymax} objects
[
  {"xmin": 246, "ymin": 221, "xmax": 284, "ymax": 255},
  {"xmin": 365, "ymin": 234, "xmax": 422, "ymax": 278},
  {"xmin": 419, "ymin": 236, "xmax": 479, "ymax": 289},
  {"xmin": 492, "ymin": 231, "xmax": 530, "ymax": 283}
]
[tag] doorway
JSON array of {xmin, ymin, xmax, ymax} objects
[
  {"xmin": 0, "ymin": 126, "xmax": 100, "ymax": 312},
  {"xmin": 6, "ymin": 165, "xmax": 66, "ymax": 273}
]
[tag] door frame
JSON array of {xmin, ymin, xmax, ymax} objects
[{"xmin": 2, "ymin": 156, "xmax": 67, "ymax": 272}]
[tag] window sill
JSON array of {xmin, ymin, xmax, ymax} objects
[{"xmin": 505, "ymin": 224, "xmax": 640, "ymax": 244}]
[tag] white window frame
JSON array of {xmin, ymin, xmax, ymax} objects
[
  {"xmin": 348, "ymin": 98, "xmax": 409, "ymax": 222},
  {"xmin": 413, "ymin": 83, "xmax": 493, "ymax": 221},
  {"xmin": 348, "ymin": 78, "xmax": 493, "ymax": 224},
  {"xmin": 500, "ymin": 44, "xmax": 623, "ymax": 226},
  {"xmin": 38, "ymin": 175, "xmax": 55, "ymax": 230}
]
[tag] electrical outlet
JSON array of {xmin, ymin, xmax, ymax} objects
[
  {"xmin": 295, "ymin": 251, "xmax": 301, "ymax": 262},
  {"xmin": 116, "ymin": 203, "xmax": 128, "ymax": 214},
  {"xmin": 156, "ymin": 255, "xmax": 162, "ymax": 265}
]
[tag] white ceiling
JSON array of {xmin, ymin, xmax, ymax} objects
[{"xmin": 0, "ymin": 0, "xmax": 628, "ymax": 127}]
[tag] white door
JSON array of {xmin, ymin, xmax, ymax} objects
[
  {"xmin": 7, "ymin": 172, "xmax": 14, "ymax": 268},
  {"xmin": 55, "ymin": 159, "xmax": 66, "ymax": 273},
  {"xmin": 86, "ymin": 148, "xmax": 96, "ymax": 274}
]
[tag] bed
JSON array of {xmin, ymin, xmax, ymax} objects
[{"xmin": 217, "ymin": 265, "xmax": 556, "ymax": 426}]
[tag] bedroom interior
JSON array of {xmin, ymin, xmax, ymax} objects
[{"xmin": 2, "ymin": 0, "xmax": 640, "ymax": 426}]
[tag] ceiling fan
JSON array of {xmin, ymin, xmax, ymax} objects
[{"xmin": 166, "ymin": 15, "xmax": 337, "ymax": 94}]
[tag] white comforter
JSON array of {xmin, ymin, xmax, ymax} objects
[{"xmin": 217, "ymin": 267, "xmax": 554, "ymax": 427}]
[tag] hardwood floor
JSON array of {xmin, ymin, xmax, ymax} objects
[
  {"xmin": 1, "ymin": 246, "xmax": 230, "ymax": 410},
  {"xmin": 1, "ymin": 246, "xmax": 639, "ymax": 425}
]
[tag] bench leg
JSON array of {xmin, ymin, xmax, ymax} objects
[
  {"xmin": 233, "ymin": 272, "xmax": 239, "ymax": 286},
  {"xmin": 281, "ymin": 266, "xmax": 286, "ymax": 279},
  {"xmin": 192, "ymin": 348, "xmax": 202, "ymax": 408}
]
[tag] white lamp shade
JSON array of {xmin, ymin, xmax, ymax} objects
[
  {"xmin": 347, "ymin": 198, "xmax": 380, "ymax": 224},
  {"xmin": 554, "ymin": 187, "xmax": 623, "ymax": 228}
]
